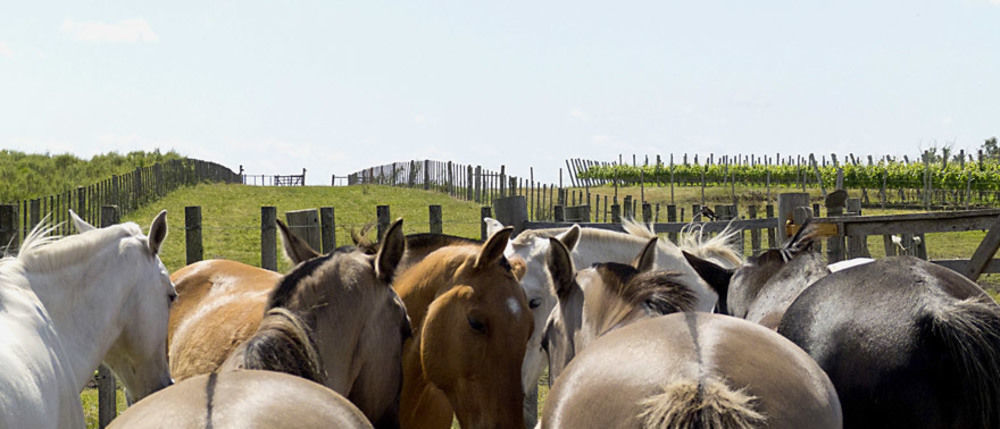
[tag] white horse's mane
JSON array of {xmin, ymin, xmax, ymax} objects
[
  {"xmin": 623, "ymin": 218, "xmax": 744, "ymax": 268},
  {"xmin": 1, "ymin": 219, "xmax": 141, "ymax": 274}
]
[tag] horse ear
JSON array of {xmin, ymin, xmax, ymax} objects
[
  {"xmin": 682, "ymin": 251, "xmax": 733, "ymax": 297},
  {"xmin": 475, "ymin": 226, "xmax": 513, "ymax": 270},
  {"xmin": 556, "ymin": 224, "xmax": 581, "ymax": 252},
  {"xmin": 69, "ymin": 209, "xmax": 95, "ymax": 233},
  {"xmin": 277, "ymin": 219, "xmax": 321, "ymax": 265},
  {"xmin": 631, "ymin": 237, "xmax": 658, "ymax": 273},
  {"xmin": 546, "ymin": 237, "xmax": 575, "ymax": 297},
  {"xmin": 147, "ymin": 210, "xmax": 168, "ymax": 256},
  {"xmin": 483, "ymin": 217, "xmax": 505, "ymax": 238},
  {"xmin": 375, "ymin": 218, "xmax": 405, "ymax": 283}
]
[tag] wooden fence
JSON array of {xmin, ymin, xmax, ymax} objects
[{"xmin": 0, "ymin": 158, "xmax": 240, "ymax": 256}]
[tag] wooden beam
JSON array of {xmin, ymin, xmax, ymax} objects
[{"xmin": 964, "ymin": 215, "xmax": 1000, "ymax": 281}]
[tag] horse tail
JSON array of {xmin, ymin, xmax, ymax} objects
[
  {"xmin": 638, "ymin": 376, "xmax": 766, "ymax": 429},
  {"xmin": 241, "ymin": 307, "xmax": 326, "ymax": 383},
  {"xmin": 925, "ymin": 295, "xmax": 1000, "ymax": 428}
]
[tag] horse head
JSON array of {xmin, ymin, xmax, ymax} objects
[
  {"xmin": 266, "ymin": 217, "xmax": 410, "ymax": 428},
  {"xmin": 71, "ymin": 209, "xmax": 175, "ymax": 403},
  {"xmin": 405, "ymin": 226, "xmax": 532, "ymax": 429}
]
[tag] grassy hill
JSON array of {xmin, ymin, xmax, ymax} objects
[
  {"xmin": 121, "ymin": 183, "xmax": 487, "ymax": 272},
  {"xmin": 0, "ymin": 150, "xmax": 183, "ymax": 203}
]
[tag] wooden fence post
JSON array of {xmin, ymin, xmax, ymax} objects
[
  {"xmin": 429, "ymin": 205, "xmax": 443, "ymax": 234},
  {"xmin": 261, "ymin": 207, "xmax": 277, "ymax": 271},
  {"xmin": 98, "ymin": 205, "xmax": 120, "ymax": 428},
  {"xmin": 480, "ymin": 206, "xmax": 492, "ymax": 241},
  {"xmin": 749, "ymin": 205, "xmax": 761, "ymax": 256},
  {"xmin": 778, "ymin": 193, "xmax": 810, "ymax": 242},
  {"xmin": 376, "ymin": 205, "xmax": 391, "ymax": 240},
  {"xmin": 321, "ymin": 207, "xmax": 336, "ymax": 253},
  {"xmin": 0, "ymin": 204, "xmax": 17, "ymax": 255},
  {"xmin": 845, "ymin": 198, "xmax": 871, "ymax": 258},
  {"xmin": 185, "ymin": 206, "xmax": 203, "ymax": 265},
  {"xmin": 667, "ymin": 204, "xmax": 678, "ymax": 243},
  {"xmin": 286, "ymin": 209, "xmax": 322, "ymax": 252}
]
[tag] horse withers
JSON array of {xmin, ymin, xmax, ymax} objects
[
  {"xmin": 778, "ymin": 256, "xmax": 1000, "ymax": 428},
  {"xmin": 0, "ymin": 210, "xmax": 174, "ymax": 429},
  {"xmin": 168, "ymin": 219, "xmax": 410, "ymax": 428},
  {"xmin": 394, "ymin": 226, "xmax": 532, "ymax": 429}
]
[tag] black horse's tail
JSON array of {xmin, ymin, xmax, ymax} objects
[{"xmin": 926, "ymin": 296, "xmax": 1000, "ymax": 428}]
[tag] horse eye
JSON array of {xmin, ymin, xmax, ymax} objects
[
  {"xmin": 467, "ymin": 315, "xmax": 487, "ymax": 334},
  {"xmin": 529, "ymin": 298, "xmax": 542, "ymax": 309}
]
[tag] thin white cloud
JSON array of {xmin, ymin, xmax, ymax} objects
[
  {"xmin": 61, "ymin": 18, "xmax": 159, "ymax": 43},
  {"xmin": 569, "ymin": 108, "xmax": 589, "ymax": 120},
  {"xmin": 0, "ymin": 41, "xmax": 11, "ymax": 57}
]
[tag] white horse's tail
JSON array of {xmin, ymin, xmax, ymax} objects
[{"xmin": 638, "ymin": 377, "xmax": 766, "ymax": 429}]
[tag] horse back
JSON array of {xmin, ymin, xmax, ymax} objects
[
  {"xmin": 544, "ymin": 314, "xmax": 840, "ymax": 429},
  {"xmin": 167, "ymin": 259, "xmax": 279, "ymax": 381},
  {"xmin": 778, "ymin": 256, "xmax": 1000, "ymax": 428}
]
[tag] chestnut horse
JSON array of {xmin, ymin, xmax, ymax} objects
[
  {"xmin": 540, "ymin": 237, "xmax": 841, "ymax": 428},
  {"xmin": 394, "ymin": 227, "xmax": 532, "ymax": 429},
  {"xmin": 109, "ymin": 370, "xmax": 373, "ymax": 428},
  {"xmin": 168, "ymin": 219, "xmax": 410, "ymax": 428}
]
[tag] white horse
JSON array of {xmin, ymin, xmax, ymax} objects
[
  {"xmin": 0, "ymin": 210, "xmax": 175, "ymax": 429},
  {"xmin": 484, "ymin": 217, "xmax": 743, "ymax": 397}
]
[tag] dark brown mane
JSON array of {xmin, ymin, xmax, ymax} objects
[
  {"xmin": 586, "ymin": 264, "xmax": 697, "ymax": 338},
  {"xmin": 239, "ymin": 307, "xmax": 325, "ymax": 383}
]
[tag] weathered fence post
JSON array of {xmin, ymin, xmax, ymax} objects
[
  {"xmin": 185, "ymin": 206, "xmax": 203, "ymax": 265},
  {"xmin": 480, "ymin": 206, "xmax": 492, "ymax": 241},
  {"xmin": 376, "ymin": 205, "xmax": 391, "ymax": 240},
  {"xmin": 286, "ymin": 209, "xmax": 321, "ymax": 252},
  {"xmin": 0, "ymin": 204, "xmax": 17, "ymax": 255},
  {"xmin": 429, "ymin": 205, "xmax": 443, "ymax": 234},
  {"xmin": 98, "ymin": 205, "xmax": 120, "ymax": 428},
  {"xmin": 495, "ymin": 196, "xmax": 528, "ymax": 234},
  {"xmin": 667, "ymin": 204, "xmax": 678, "ymax": 244},
  {"xmin": 845, "ymin": 198, "xmax": 871, "ymax": 258},
  {"xmin": 261, "ymin": 207, "xmax": 277, "ymax": 271},
  {"xmin": 321, "ymin": 207, "xmax": 336, "ymax": 253},
  {"xmin": 749, "ymin": 205, "xmax": 761, "ymax": 256},
  {"xmin": 778, "ymin": 193, "xmax": 810, "ymax": 242}
]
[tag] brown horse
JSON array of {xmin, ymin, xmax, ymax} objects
[
  {"xmin": 540, "ymin": 237, "xmax": 842, "ymax": 428},
  {"xmin": 394, "ymin": 227, "xmax": 533, "ymax": 429},
  {"xmin": 168, "ymin": 219, "xmax": 410, "ymax": 428},
  {"xmin": 109, "ymin": 370, "xmax": 374, "ymax": 428}
]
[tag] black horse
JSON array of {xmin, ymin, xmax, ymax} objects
[{"xmin": 778, "ymin": 256, "xmax": 1000, "ymax": 428}]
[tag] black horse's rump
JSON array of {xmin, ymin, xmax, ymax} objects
[{"xmin": 778, "ymin": 257, "xmax": 1000, "ymax": 429}]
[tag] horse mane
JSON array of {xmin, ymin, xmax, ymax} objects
[
  {"xmin": 239, "ymin": 307, "xmax": 326, "ymax": 383},
  {"xmin": 585, "ymin": 266, "xmax": 696, "ymax": 338},
  {"xmin": 677, "ymin": 221, "xmax": 744, "ymax": 269},
  {"xmin": 2, "ymin": 218, "xmax": 141, "ymax": 274},
  {"xmin": 638, "ymin": 377, "xmax": 766, "ymax": 428}
]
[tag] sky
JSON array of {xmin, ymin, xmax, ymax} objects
[{"xmin": 2, "ymin": 1, "xmax": 999, "ymax": 185}]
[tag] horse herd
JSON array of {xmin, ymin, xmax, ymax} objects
[{"xmin": 1, "ymin": 209, "xmax": 999, "ymax": 428}]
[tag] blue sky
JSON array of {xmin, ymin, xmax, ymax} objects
[{"xmin": 2, "ymin": 1, "xmax": 998, "ymax": 184}]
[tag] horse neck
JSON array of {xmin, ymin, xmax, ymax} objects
[{"xmin": 24, "ymin": 240, "xmax": 136, "ymax": 391}]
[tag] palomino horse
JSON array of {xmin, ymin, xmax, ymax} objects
[
  {"xmin": 540, "ymin": 237, "xmax": 841, "ymax": 428},
  {"xmin": 483, "ymin": 218, "xmax": 733, "ymax": 398},
  {"xmin": 683, "ymin": 221, "xmax": 829, "ymax": 328},
  {"xmin": 0, "ymin": 210, "xmax": 174, "ymax": 429},
  {"xmin": 168, "ymin": 219, "xmax": 410, "ymax": 428},
  {"xmin": 109, "ymin": 370, "xmax": 373, "ymax": 428},
  {"xmin": 394, "ymin": 226, "xmax": 532, "ymax": 429},
  {"xmin": 777, "ymin": 256, "xmax": 1000, "ymax": 428}
]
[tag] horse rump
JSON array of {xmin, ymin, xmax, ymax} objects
[
  {"xmin": 239, "ymin": 308, "xmax": 326, "ymax": 383},
  {"xmin": 638, "ymin": 376, "xmax": 765, "ymax": 429},
  {"xmin": 924, "ymin": 295, "xmax": 1000, "ymax": 428}
]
